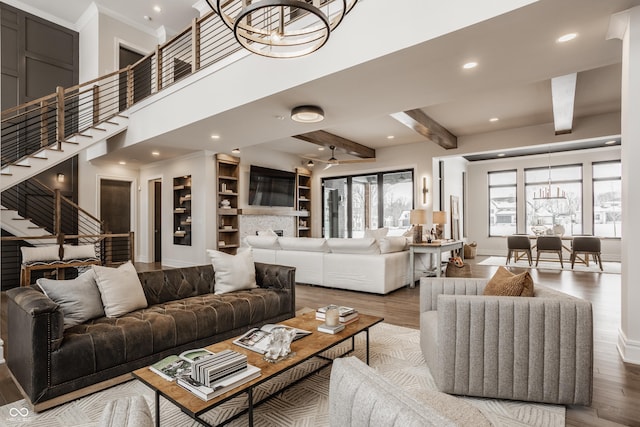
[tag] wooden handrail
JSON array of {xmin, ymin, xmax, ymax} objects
[
  {"xmin": 1, "ymin": 93, "xmax": 56, "ymax": 119},
  {"xmin": 59, "ymin": 194, "xmax": 104, "ymax": 226}
]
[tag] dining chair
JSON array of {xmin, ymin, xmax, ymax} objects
[
  {"xmin": 535, "ymin": 235, "xmax": 564, "ymax": 267},
  {"xmin": 571, "ymin": 236, "xmax": 603, "ymax": 270},
  {"xmin": 506, "ymin": 235, "xmax": 532, "ymax": 266}
]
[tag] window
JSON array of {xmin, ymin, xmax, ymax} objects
[
  {"xmin": 488, "ymin": 170, "xmax": 517, "ymax": 236},
  {"xmin": 525, "ymin": 165, "xmax": 582, "ymax": 236},
  {"xmin": 593, "ymin": 161, "xmax": 621, "ymax": 237},
  {"xmin": 322, "ymin": 169, "xmax": 413, "ymax": 238}
]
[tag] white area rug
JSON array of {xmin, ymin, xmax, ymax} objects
[
  {"xmin": 0, "ymin": 323, "xmax": 565, "ymax": 426},
  {"xmin": 479, "ymin": 256, "xmax": 620, "ymax": 274}
]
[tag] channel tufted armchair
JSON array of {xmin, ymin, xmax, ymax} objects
[{"xmin": 419, "ymin": 277, "xmax": 593, "ymax": 405}]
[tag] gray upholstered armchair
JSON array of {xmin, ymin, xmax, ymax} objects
[{"xmin": 419, "ymin": 277, "xmax": 593, "ymax": 405}]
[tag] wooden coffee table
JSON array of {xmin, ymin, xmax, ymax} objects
[{"xmin": 133, "ymin": 311, "xmax": 384, "ymax": 427}]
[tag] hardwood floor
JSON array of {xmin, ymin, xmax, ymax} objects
[{"xmin": 1, "ymin": 258, "xmax": 639, "ymax": 426}]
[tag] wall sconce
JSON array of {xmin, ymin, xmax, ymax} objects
[
  {"xmin": 422, "ymin": 177, "xmax": 429, "ymax": 204},
  {"xmin": 56, "ymin": 173, "xmax": 65, "ymax": 183}
]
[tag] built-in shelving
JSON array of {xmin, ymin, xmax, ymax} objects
[
  {"xmin": 216, "ymin": 154, "xmax": 240, "ymax": 254},
  {"xmin": 296, "ymin": 167, "xmax": 312, "ymax": 237},
  {"xmin": 173, "ymin": 175, "xmax": 192, "ymax": 245}
]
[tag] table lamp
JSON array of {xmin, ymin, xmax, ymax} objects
[
  {"xmin": 432, "ymin": 211, "xmax": 447, "ymax": 240},
  {"xmin": 409, "ymin": 209, "xmax": 427, "ymax": 243}
]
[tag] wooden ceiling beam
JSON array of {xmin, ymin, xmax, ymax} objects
[
  {"xmin": 390, "ymin": 109, "xmax": 457, "ymax": 149},
  {"xmin": 293, "ymin": 130, "xmax": 375, "ymax": 159}
]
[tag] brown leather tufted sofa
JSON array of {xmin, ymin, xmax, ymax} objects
[{"xmin": 6, "ymin": 262, "xmax": 296, "ymax": 411}]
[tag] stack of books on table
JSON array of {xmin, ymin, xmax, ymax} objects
[{"xmin": 160, "ymin": 349, "xmax": 260, "ymax": 401}]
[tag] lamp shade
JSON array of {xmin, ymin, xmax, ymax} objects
[
  {"xmin": 433, "ymin": 211, "xmax": 447, "ymax": 225},
  {"xmin": 409, "ymin": 209, "xmax": 427, "ymax": 225}
]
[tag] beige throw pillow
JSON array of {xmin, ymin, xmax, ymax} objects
[
  {"xmin": 93, "ymin": 261, "xmax": 148, "ymax": 317},
  {"xmin": 37, "ymin": 270, "xmax": 105, "ymax": 329},
  {"xmin": 207, "ymin": 248, "xmax": 257, "ymax": 294},
  {"xmin": 483, "ymin": 266, "xmax": 534, "ymax": 297}
]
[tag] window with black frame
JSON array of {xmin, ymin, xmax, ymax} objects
[
  {"xmin": 322, "ymin": 169, "xmax": 414, "ymax": 238},
  {"xmin": 593, "ymin": 160, "xmax": 621, "ymax": 238},
  {"xmin": 488, "ymin": 170, "xmax": 517, "ymax": 236}
]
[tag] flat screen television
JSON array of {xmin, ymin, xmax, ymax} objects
[{"xmin": 248, "ymin": 165, "xmax": 296, "ymax": 207}]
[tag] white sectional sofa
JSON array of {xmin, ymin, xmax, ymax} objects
[{"xmin": 245, "ymin": 235, "xmax": 411, "ymax": 294}]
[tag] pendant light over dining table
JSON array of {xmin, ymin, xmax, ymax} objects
[{"xmin": 206, "ymin": 0, "xmax": 358, "ymax": 58}]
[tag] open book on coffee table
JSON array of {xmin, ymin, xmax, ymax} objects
[
  {"xmin": 233, "ymin": 324, "xmax": 311, "ymax": 354},
  {"xmin": 149, "ymin": 348, "xmax": 215, "ymax": 381}
]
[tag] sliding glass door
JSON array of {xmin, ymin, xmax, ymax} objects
[{"xmin": 322, "ymin": 169, "xmax": 414, "ymax": 238}]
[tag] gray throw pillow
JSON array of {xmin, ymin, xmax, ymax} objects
[
  {"xmin": 37, "ymin": 270, "xmax": 105, "ymax": 329},
  {"xmin": 93, "ymin": 261, "xmax": 148, "ymax": 317}
]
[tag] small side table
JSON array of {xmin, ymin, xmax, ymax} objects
[{"xmin": 409, "ymin": 240, "xmax": 464, "ymax": 287}]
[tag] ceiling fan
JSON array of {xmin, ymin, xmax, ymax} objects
[{"xmin": 303, "ymin": 145, "xmax": 375, "ymax": 169}]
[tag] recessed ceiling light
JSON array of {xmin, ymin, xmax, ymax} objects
[
  {"xmin": 497, "ymin": 153, "xmax": 506, "ymax": 157},
  {"xmin": 318, "ymin": 147, "xmax": 325, "ymax": 151},
  {"xmin": 605, "ymin": 140, "xmax": 617, "ymax": 145},
  {"xmin": 119, "ymin": 161, "xmax": 126, "ymax": 165},
  {"xmin": 231, "ymin": 148, "xmax": 241, "ymax": 154},
  {"xmin": 557, "ymin": 33, "xmax": 577, "ymax": 43},
  {"xmin": 151, "ymin": 151, "xmax": 160, "ymax": 156},
  {"xmin": 153, "ymin": 5, "xmax": 162, "ymax": 13},
  {"xmin": 489, "ymin": 117, "xmax": 499, "ymax": 122},
  {"xmin": 210, "ymin": 134, "xmax": 220, "ymax": 140},
  {"xmin": 143, "ymin": 15, "xmax": 151, "ymax": 21},
  {"xmin": 463, "ymin": 61, "xmax": 478, "ymax": 69},
  {"xmin": 387, "ymin": 135, "xmax": 395, "ymax": 139}
]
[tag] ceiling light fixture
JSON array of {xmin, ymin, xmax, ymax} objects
[
  {"xmin": 306, "ymin": 160, "xmax": 314, "ymax": 167},
  {"xmin": 291, "ymin": 105, "xmax": 324, "ymax": 123},
  {"xmin": 463, "ymin": 61, "xmax": 478, "ymax": 69},
  {"xmin": 489, "ymin": 117, "xmax": 499, "ymax": 122},
  {"xmin": 152, "ymin": 151, "xmax": 160, "ymax": 156},
  {"xmin": 153, "ymin": 5, "xmax": 162, "ymax": 13},
  {"xmin": 119, "ymin": 161, "xmax": 127, "ymax": 165},
  {"xmin": 557, "ymin": 33, "xmax": 577, "ymax": 43},
  {"xmin": 206, "ymin": 0, "xmax": 357, "ymax": 59},
  {"xmin": 210, "ymin": 134, "xmax": 220, "ymax": 139},
  {"xmin": 231, "ymin": 148, "xmax": 241, "ymax": 154},
  {"xmin": 387, "ymin": 135, "xmax": 395, "ymax": 139}
]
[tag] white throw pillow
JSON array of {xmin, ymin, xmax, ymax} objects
[
  {"xmin": 20, "ymin": 245, "xmax": 60, "ymax": 263},
  {"xmin": 245, "ymin": 235, "xmax": 280, "ymax": 250},
  {"xmin": 278, "ymin": 237, "xmax": 328, "ymax": 252},
  {"xmin": 37, "ymin": 270, "xmax": 105, "ymax": 329},
  {"xmin": 379, "ymin": 236, "xmax": 409, "ymax": 254},
  {"xmin": 92, "ymin": 261, "xmax": 148, "ymax": 317},
  {"xmin": 63, "ymin": 244, "xmax": 97, "ymax": 260},
  {"xmin": 364, "ymin": 227, "xmax": 388, "ymax": 240},
  {"xmin": 326, "ymin": 238, "xmax": 380, "ymax": 254},
  {"xmin": 207, "ymin": 248, "xmax": 257, "ymax": 294}
]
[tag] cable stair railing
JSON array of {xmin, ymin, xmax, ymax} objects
[
  {"xmin": 0, "ymin": 6, "xmax": 250, "ymax": 191},
  {"xmin": 1, "ymin": 178, "xmax": 135, "ymax": 285}
]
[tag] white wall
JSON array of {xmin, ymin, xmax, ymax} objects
[
  {"xmin": 466, "ymin": 146, "xmax": 622, "ymax": 260},
  {"xmin": 138, "ymin": 151, "xmax": 216, "ymax": 267}
]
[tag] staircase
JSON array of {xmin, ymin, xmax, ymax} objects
[
  {"xmin": 0, "ymin": 205, "xmax": 52, "ymax": 246},
  {"xmin": 1, "ymin": 115, "xmax": 128, "ymax": 191}
]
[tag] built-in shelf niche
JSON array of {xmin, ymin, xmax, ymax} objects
[
  {"xmin": 296, "ymin": 167, "xmax": 312, "ymax": 237},
  {"xmin": 173, "ymin": 175, "xmax": 192, "ymax": 245},
  {"xmin": 216, "ymin": 153, "xmax": 240, "ymax": 254}
]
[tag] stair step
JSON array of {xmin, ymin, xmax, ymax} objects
[
  {"xmin": 117, "ymin": 114, "xmax": 129, "ymax": 118},
  {"xmin": 13, "ymin": 217, "xmax": 32, "ymax": 221},
  {"xmin": 78, "ymin": 134, "xmax": 93, "ymax": 138},
  {"xmin": 45, "ymin": 147, "xmax": 64, "ymax": 152},
  {"xmin": 1, "ymin": 172, "xmax": 13, "ymax": 176},
  {"xmin": 28, "ymin": 226, "xmax": 46, "ymax": 229},
  {"xmin": 63, "ymin": 140, "xmax": 79, "ymax": 145},
  {"xmin": 92, "ymin": 127, "xmax": 107, "ymax": 131},
  {"xmin": 105, "ymin": 120, "xmax": 118, "ymax": 125},
  {"xmin": 13, "ymin": 163, "xmax": 31, "ymax": 168},
  {"xmin": 29, "ymin": 155, "xmax": 48, "ymax": 160}
]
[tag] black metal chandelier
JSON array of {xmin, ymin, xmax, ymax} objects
[{"xmin": 206, "ymin": 0, "xmax": 357, "ymax": 59}]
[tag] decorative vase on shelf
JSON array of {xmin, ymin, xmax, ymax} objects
[{"xmin": 220, "ymin": 199, "xmax": 231, "ymax": 208}]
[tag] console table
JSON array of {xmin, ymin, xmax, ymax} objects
[{"xmin": 409, "ymin": 240, "xmax": 464, "ymax": 285}]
